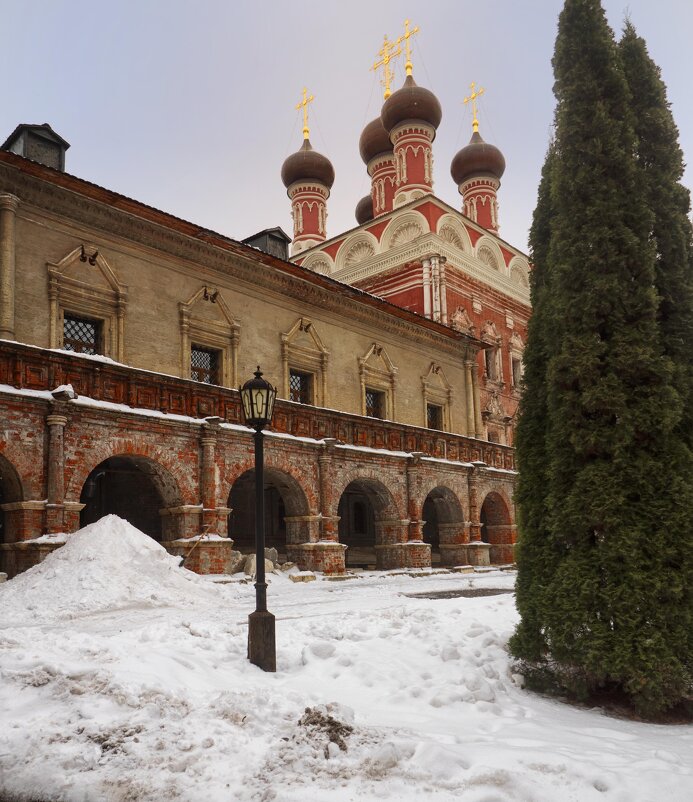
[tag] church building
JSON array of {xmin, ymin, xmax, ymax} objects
[{"xmin": 0, "ymin": 30, "xmax": 524, "ymax": 579}]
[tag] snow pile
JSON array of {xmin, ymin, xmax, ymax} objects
[{"xmin": 0, "ymin": 515, "xmax": 221, "ymax": 624}]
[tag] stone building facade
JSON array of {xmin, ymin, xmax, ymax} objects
[{"xmin": 0, "ymin": 124, "xmax": 518, "ymax": 578}]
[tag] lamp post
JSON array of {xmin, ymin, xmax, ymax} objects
[{"xmin": 239, "ymin": 366, "xmax": 278, "ymax": 672}]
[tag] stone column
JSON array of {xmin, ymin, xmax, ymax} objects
[
  {"xmin": 45, "ymin": 412, "xmax": 68, "ymax": 533},
  {"xmin": 422, "ymin": 258, "xmax": 432, "ymax": 319},
  {"xmin": 318, "ymin": 439, "xmax": 340, "ymax": 541},
  {"xmin": 288, "ymin": 438, "xmax": 346, "ymax": 574},
  {"xmin": 0, "ymin": 193, "xmax": 19, "ymax": 340},
  {"xmin": 439, "ymin": 258, "xmax": 448, "ymax": 325},
  {"xmin": 465, "ymin": 360, "xmax": 476, "ymax": 437},
  {"xmin": 471, "ymin": 359, "xmax": 484, "ymax": 438},
  {"xmin": 466, "ymin": 462, "xmax": 490, "ymax": 566},
  {"xmin": 199, "ymin": 422, "xmax": 227, "ymax": 536}
]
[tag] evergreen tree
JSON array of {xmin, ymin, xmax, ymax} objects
[
  {"xmin": 511, "ymin": 0, "xmax": 693, "ymax": 715},
  {"xmin": 619, "ymin": 22, "xmax": 693, "ymax": 448},
  {"xmin": 510, "ymin": 145, "xmax": 559, "ymax": 661}
]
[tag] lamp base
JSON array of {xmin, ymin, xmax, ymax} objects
[{"xmin": 248, "ymin": 610, "xmax": 276, "ymax": 672}]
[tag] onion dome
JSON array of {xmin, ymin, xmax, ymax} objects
[
  {"xmin": 359, "ymin": 117, "xmax": 393, "ymax": 165},
  {"xmin": 451, "ymin": 131, "xmax": 506, "ymax": 185},
  {"xmin": 355, "ymin": 194, "xmax": 374, "ymax": 225},
  {"xmin": 281, "ymin": 139, "xmax": 335, "ymax": 189},
  {"xmin": 381, "ymin": 75, "xmax": 442, "ymax": 135}
]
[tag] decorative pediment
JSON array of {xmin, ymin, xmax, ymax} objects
[
  {"xmin": 422, "ymin": 362, "xmax": 450, "ymax": 389},
  {"xmin": 47, "ymin": 244, "xmax": 126, "ymax": 296},
  {"xmin": 281, "ymin": 317, "xmax": 328, "ymax": 354},
  {"xmin": 179, "ymin": 286, "xmax": 237, "ymax": 329},
  {"xmin": 344, "ymin": 239, "xmax": 376, "ymax": 267},
  {"xmin": 481, "ymin": 321, "xmax": 501, "ymax": 344},
  {"xmin": 389, "ymin": 221, "xmax": 423, "ymax": 247},
  {"xmin": 484, "ymin": 391, "xmax": 505, "ymax": 420},
  {"xmin": 309, "ymin": 258, "xmax": 331, "ymax": 275},
  {"xmin": 477, "ymin": 245, "xmax": 499, "ymax": 271},
  {"xmin": 436, "ymin": 215, "xmax": 472, "ymax": 253},
  {"xmin": 450, "ymin": 306, "xmax": 475, "ymax": 335},
  {"xmin": 359, "ymin": 342, "xmax": 398, "ymax": 378},
  {"xmin": 509, "ymin": 331, "xmax": 524, "ymax": 352}
]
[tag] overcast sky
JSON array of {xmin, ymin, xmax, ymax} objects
[{"xmin": 1, "ymin": 1, "xmax": 691, "ymax": 254}]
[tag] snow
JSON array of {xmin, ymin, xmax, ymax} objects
[{"xmin": 1, "ymin": 517, "xmax": 691, "ymax": 801}]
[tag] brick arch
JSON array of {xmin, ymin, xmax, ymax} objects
[
  {"xmin": 420, "ymin": 484, "xmax": 466, "ymax": 565},
  {"xmin": 65, "ymin": 437, "xmax": 190, "ymax": 506},
  {"xmin": 480, "ymin": 489, "xmax": 515, "ymax": 564},
  {"xmin": 225, "ymin": 458, "xmax": 316, "ymax": 554},
  {"xmin": 0, "ymin": 451, "xmax": 26, "ymax": 504},
  {"xmin": 0, "ymin": 437, "xmax": 42, "ymax": 499},
  {"xmin": 223, "ymin": 458, "xmax": 317, "ymax": 515},
  {"xmin": 330, "ymin": 467, "xmax": 402, "ymax": 521},
  {"xmin": 224, "ymin": 459, "xmax": 314, "ymax": 517},
  {"xmin": 420, "ymin": 484, "xmax": 465, "ymax": 523}
]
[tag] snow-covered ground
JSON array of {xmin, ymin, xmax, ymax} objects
[{"xmin": 1, "ymin": 517, "xmax": 691, "ymax": 802}]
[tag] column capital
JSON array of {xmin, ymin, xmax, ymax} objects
[
  {"xmin": 0, "ymin": 193, "xmax": 19, "ymax": 213},
  {"xmin": 46, "ymin": 414, "xmax": 68, "ymax": 428}
]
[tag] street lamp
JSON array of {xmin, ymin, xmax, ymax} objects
[{"xmin": 239, "ymin": 366, "xmax": 278, "ymax": 672}]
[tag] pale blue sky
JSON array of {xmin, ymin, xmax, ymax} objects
[{"xmin": 1, "ymin": 1, "xmax": 691, "ymax": 253}]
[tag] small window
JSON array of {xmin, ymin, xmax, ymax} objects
[
  {"xmin": 63, "ymin": 314, "xmax": 101, "ymax": 355},
  {"xmin": 427, "ymin": 403, "xmax": 443, "ymax": 430},
  {"xmin": 512, "ymin": 356, "xmax": 523, "ymax": 387},
  {"xmin": 190, "ymin": 345, "xmax": 220, "ymax": 385},
  {"xmin": 365, "ymin": 387, "xmax": 385, "ymax": 419},
  {"xmin": 289, "ymin": 369, "xmax": 313, "ymax": 404}
]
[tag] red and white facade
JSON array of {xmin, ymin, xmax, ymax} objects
[{"xmin": 286, "ymin": 76, "xmax": 529, "ymax": 445}]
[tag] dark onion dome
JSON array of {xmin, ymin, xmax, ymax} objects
[
  {"xmin": 359, "ymin": 117, "xmax": 393, "ymax": 165},
  {"xmin": 281, "ymin": 138, "xmax": 335, "ymax": 189},
  {"xmin": 450, "ymin": 131, "xmax": 506, "ymax": 185},
  {"xmin": 381, "ymin": 75, "xmax": 442, "ymax": 135},
  {"xmin": 355, "ymin": 194, "xmax": 374, "ymax": 225}
]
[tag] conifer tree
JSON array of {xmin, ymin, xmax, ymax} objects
[
  {"xmin": 510, "ymin": 146, "xmax": 559, "ymax": 661},
  {"xmin": 511, "ymin": 0, "xmax": 693, "ymax": 715},
  {"xmin": 619, "ymin": 22, "xmax": 693, "ymax": 448}
]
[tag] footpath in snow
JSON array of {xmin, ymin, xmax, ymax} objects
[{"xmin": 1, "ymin": 516, "xmax": 691, "ymax": 802}]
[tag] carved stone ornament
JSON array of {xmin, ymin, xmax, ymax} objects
[
  {"xmin": 390, "ymin": 221, "xmax": 423, "ymax": 247},
  {"xmin": 477, "ymin": 245, "xmax": 499, "ymax": 271},
  {"xmin": 485, "ymin": 391, "xmax": 505, "ymax": 420},
  {"xmin": 450, "ymin": 306, "xmax": 475, "ymax": 334},
  {"xmin": 344, "ymin": 240, "xmax": 376, "ymax": 267},
  {"xmin": 439, "ymin": 224, "xmax": 464, "ymax": 250}
]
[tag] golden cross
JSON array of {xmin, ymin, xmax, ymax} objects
[
  {"xmin": 371, "ymin": 34, "xmax": 402, "ymax": 100},
  {"xmin": 398, "ymin": 18, "xmax": 419, "ymax": 77},
  {"xmin": 296, "ymin": 88, "xmax": 315, "ymax": 140},
  {"xmin": 463, "ymin": 82, "xmax": 485, "ymax": 133}
]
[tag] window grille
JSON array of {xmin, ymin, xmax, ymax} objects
[
  {"xmin": 365, "ymin": 388, "xmax": 385, "ymax": 419},
  {"xmin": 289, "ymin": 370, "xmax": 312, "ymax": 404},
  {"xmin": 63, "ymin": 314, "xmax": 100, "ymax": 355},
  {"xmin": 427, "ymin": 403, "xmax": 443, "ymax": 430},
  {"xmin": 191, "ymin": 346, "xmax": 219, "ymax": 385}
]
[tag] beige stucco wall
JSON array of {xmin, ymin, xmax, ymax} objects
[{"xmin": 7, "ymin": 172, "xmax": 477, "ymax": 436}]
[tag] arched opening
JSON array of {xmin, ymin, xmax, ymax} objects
[
  {"xmin": 0, "ymin": 454, "xmax": 23, "ymax": 546},
  {"xmin": 228, "ymin": 468, "xmax": 309, "ymax": 562},
  {"xmin": 422, "ymin": 487, "xmax": 464, "ymax": 567},
  {"xmin": 79, "ymin": 456, "xmax": 179, "ymax": 540},
  {"xmin": 338, "ymin": 478, "xmax": 394, "ymax": 569},
  {"xmin": 480, "ymin": 491, "xmax": 513, "ymax": 564}
]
